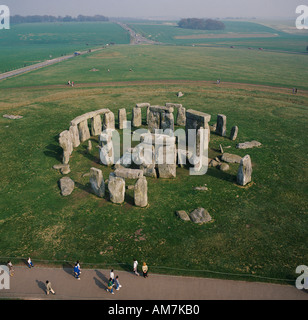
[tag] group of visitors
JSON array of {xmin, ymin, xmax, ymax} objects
[{"xmin": 7, "ymin": 257, "xmax": 150, "ymax": 297}]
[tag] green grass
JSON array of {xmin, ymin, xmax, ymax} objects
[
  {"xmin": 1, "ymin": 44, "xmax": 308, "ymax": 91},
  {"xmin": 0, "ymin": 27, "xmax": 307, "ymax": 285},
  {"xmin": 128, "ymin": 20, "xmax": 308, "ymax": 53},
  {"xmin": 0, "ymin": 80, "xmax": 307, "ymax": 284},
  {"xmin": 0, "ymin": 22, "xmax": 130, "ymax": 73}
]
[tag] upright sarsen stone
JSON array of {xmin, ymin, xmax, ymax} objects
[
  {"xmin": 108, "ymin": 173, "xmax": 125, "ymax": 204},
  {"xmin": 216, "ymin": 114, "xmax": 227, "ymax": 137},
  {"xmin": 90, "ymin": 167, "xmax": 105, "ymax": 198},
  {"xmin": 230, "ymin": 126, "xmax": 238, "ymax": 141},
  {"xmin": 78, "ymin": 119, "xmax": 91, "ymax": 143},
  {"xmin": 132, "ymin": 107, "xmax": 142, "ymax": 127},
  {"xmin": 237, "ymin": 155, "xmax": 252, "ymax": 186},
  {"xmin": 91, "ymin": 115, "xmax": 102, "ymax": 136},
  {"xmin": 59, "ymin": 130, "xmax": 73, "ymax": 164},
  {"xmin": 118, "ymin": 108, "xmax": 127, "ymax": 129},
  {"xmin": 103, "ymin": 111, "xmax": 115, "ymax": 131},
  {"xmin": 134, "ymin": 176, "xmax": 148, "ymax": 207}
]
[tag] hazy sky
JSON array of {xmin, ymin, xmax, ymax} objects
[{"xmin": 4, "ymin": 0, "xmax": 303, "ymax": 18}]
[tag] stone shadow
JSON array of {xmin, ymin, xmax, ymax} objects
[{"xmin": 44, "ymin": 143, "xmax": 62, "ymax": 162}]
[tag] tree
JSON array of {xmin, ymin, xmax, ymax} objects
[{"xmin": 178, "ymin": 18, "xmax": 225, "ymax": 30}]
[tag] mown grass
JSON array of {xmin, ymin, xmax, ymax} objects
[
  {"xmin": 1, "ymin": 44, "xmax": 308, "ymax": 91},
  {"xmin": 0, "ymin": 80, "xmax": 307, "ymax": 284}
]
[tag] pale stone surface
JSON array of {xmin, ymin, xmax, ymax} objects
[
  {"xmin": 91, "ymin": 115, "xmax": 102, "ymax": 136},
  {"xmin": 221, "ymin": 153, "xmax": 242, "ymax": 164},
  {"xmin": 237, "ymin": 154, "xmax": 252, "ymax": 186},
  {"xmin": 69, "ymin": 125, "xmax": 80, "ymax": 148},
  {"xmin": 134, "ymin": 176, "xmax": 148, "ymax": 207},
  {"xmin": 157, "ymin": 143, "xmax": 177, "ymax": 178},
  {"xmin": 147, "ymin": 108, "xmax": 161, "ymax": 133},
  {"xmin": 103, "ymin": 111, "xmax": 115, "ymax": 131},
  {"xmin": 78, "ymin": 119, "xmax": 91, "ymax": 143},
  {"xmin": 99, "ymin": 131, "xmax": 114, "ymax": 166},
  {"xmin": 177, "ymin": 92, "xmax": 184, "ymax": 97},
  {"xmin": 108, "ymin": 173, "xmax": 125, "ymax": 204},
  {"xmin": 87, "ymin": 140, "xmax": 92, "ymax": 152},
  {"xmin": 216, "ymin": 114, "xmax": 227, "ymax": 137},
  {"xmin": 176, "ymin": 106, "xmax": 186, "ymax": 126},
  {"xmin": 61, "ymin": 165, "xmax": 71, "ymax": 175},
  {"xmin": 176, "ymin": 210, "xmax": 190, "ymax": 221},
  {"xmin": 189, "ymin": 208, "xmax": 212, "ymax": 224},
  {"xmin": 132, "ymin": 107, "xmax": 142, "ymax": 127},
  {"xmin": 118, "ymin": 108, "xmax": 127, "ymax": 129},
  {"xmin": 230, "ymin": 126, "xmax": 238, "ymax": 141},
  {"xmin": 236, "ymin": 141, "xmax": 261, "ymax": 149},
  {"xmin": 90, "ymin": 167, "xmax": 105, "ymax": 197},
  {"xmin": 59, "ymin": 177, "xmax": 74, "ymax": 196},
  {"xmin": 114, "ymin": 168, "xmax": 144, "ymax": 179},
  {"xmin": 219, "ymin": 163, "xmax": 230, "ymax": 171},
  {"xmin": 59, "ymin": 130, "xmax": 73, "ymax": 164}
]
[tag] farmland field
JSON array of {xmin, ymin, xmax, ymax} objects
[
  {"xmin": 0, "ymin": 22, "xmax": 130, "ymax": 73},
  {"xmin": 0, "ymin": 20, "xmax": 307, "ymax": 285}
]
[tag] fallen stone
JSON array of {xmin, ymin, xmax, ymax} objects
[
  {"xmin": 221, "ymin": 153, "xmax": 242, "ymax": 164},
  {"xmin": 3, "ymin": 114, "xmax": 23, "ymax": 120},
  {"xmin": 59, "ymin": 177, "xmax": 74, "ymax": 196},
  {"xmin": 209, "ymin": 159, "xmax": 219, "ymax": 167},
  {"xmin": 236, "ymin": 141, "xmax": 261, "ymax": 149},
  {"xmin": 194, "ymin": 186, "xmax": 208, "ymax": 191},
  {"xmin": 61, "ymin": 165, "xmax": 71, "ymax": 175},
  {"xmin": 219, "ymin": 163, "xmax": 230, "ymax": 171},
  {"xmin": 189, "ymin": 208, "xmax": 212, "ymax": 224},
  {"xmin": 114, "ymin": 168, "xmax": 144, "ymax": 179},
  {"xmin": 177, "ymin": 92, "xmax": 184, "ymax": 97},
  {"xmin": 176, "ymin": 210, "xmax": 190, "ymax": 221},
  {"xmin": 219, "ymin": 144, "xmax": 224, "ymax": 154}
]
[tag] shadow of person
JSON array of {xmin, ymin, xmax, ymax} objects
[
  {"xmin": 62, "ymin": 261, "xmax": 74, "ymax": 277},
  {"xmin": 36, "ymin": 280, "xmax": 46, "ymax": 294},
  {"xmin": 94, "ymin": 270, "xmax": 109, "ymax": 290}
]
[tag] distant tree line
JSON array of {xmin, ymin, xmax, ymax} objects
[
  {"xmin": 178, "ymin": 18, "xmax": 225, "ymax": 30},
  {"xmin": 10, "ymin": 15, "xmax": 109, "ymax": 24}
]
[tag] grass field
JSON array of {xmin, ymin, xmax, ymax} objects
[
  {"xmin": 128, "ymin": 20, "xmax": 308, "ymax": 52},
  {"xmin": 0, "ymin": 22, "xmax": 130, "ymax": 73},
  {"xmin": 0, "ymin": 21, "xmax": 307, "ymax": 285}
]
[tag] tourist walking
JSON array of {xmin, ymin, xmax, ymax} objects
[
  {"xmin": 7, "ymin": 260, "xmax": 14, "ymax": 276},
  {"xmin": 46, "ymin": 280, "xmax": 56, "ymax": 295},
  {"xmin": 106, "ymin": 278, "xmax": 114, "ymax": 294},
  {"xmin": 133, "ymin": 259, "xmax": 139, "ymax": 276},
  {"xmin": 74, "ymin": 263, "xmax": 81, "ymax": 280},
  {"xmin": 110, "ymin": 269, "xmax": 115, "ymax": 285},
  {"xmin": 27, "ymin": 257, "xmax": 34, "ymax": 268},
  {"xmin": 115, "ymin": 275, "xmax": 122, "ymax": 290},
  {"xmin": 142, "ymin": 262, "xmax": 148, "ymax": 278}
]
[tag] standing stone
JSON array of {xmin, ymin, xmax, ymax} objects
[
  {"xmin": 176, "ymin": 106, "xmax": 186, "ymax": 126},
  {"xmin": 160, "ymin": 111, "xmax": 174, "ymax": 132},
  {"xmin": 237, "ymin": 155, "xmax": 252, "ymax": 186},
  {"xmin": 108, "ymin": 173, "xmax": 125, "ymax": 204},
  {"xmin": 91, "ymin": 115, "xmax": 102, "ymax": 136},
  {"xmin": 103, "ymin": 111, "xmax": 115, "ymax": 131},
  {"xmin": 216, "ymin": 114, "xmax": 227, "ymax": 137},
  {"xmin": 90, "ymin": 167, "xmax": 105, "ymax": 197},
  {"xmin": 59, "ymin": 177, "xmax": 75, "ymax": 196},
  {"xmin": 69, "ymin": 125, "xmax": 80, "ymax": 148},
  {"xmin": 99, "ymin": 131, "xmax": 114, "ymax": 166},
  {"xmin": 118, "ymin": 108, "xmax": 127, "ymax": 129},
  {"xmin": 147, "ymin": 109, "xmax": 161, "ymax": 133},
  {"xmin": 157, "ymin": 144, "xmax": 177, "ymax": 178},
  {"xmin": 230, "ymin": 126, "xmax": 238, "ymax": 141},
  {"xmin": 78, "ymin": 119, "xmax": 91, "ymax": 143},
  {"xmin": 59, "ymin": 130, "xmax": 73, "ymax": 164},
  {"xmin": 87, "ymin": 140, "xmax": 92, "ymax": 152},
  {"xmin": 132, "ymin": 107, "xmax": 142, "ymax": 127},
  {"xmin": 134, "ymin": 176, "xmax": 148, "ymax": 207},
  {"xmin": 136, "ymin": 103, "xmax": 150, "ymax": 124}
]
